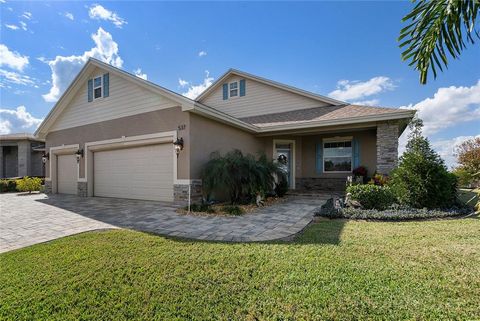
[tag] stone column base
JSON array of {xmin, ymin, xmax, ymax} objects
[
  {"xmin": 296, "ymin": 177, "xmax": 347, "ymax": 192},
  {"xmin": 174, "ymin": 180, "xmax": 202, "ymax": 205},
  {"xmin": 77, "ymin": 181, "xmax": 87, "ymax": 197},
  {"xmin": 44, "ymin": 180, "xmax": 52, "ymax": 194}
]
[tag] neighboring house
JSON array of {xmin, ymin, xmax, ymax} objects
[
  {"xmin": 35, "ymin": 58, "xmax": 414, "ymax": 204},
  {"xmin": 0, "ymin": 133, "xmax": 45, "ymax": 178}
]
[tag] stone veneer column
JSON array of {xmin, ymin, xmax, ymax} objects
[
  {"xmin": 376, "ymin": 122, "xmax": 399, "ymax": 175},
  {"xmin": 77, "ymin": 181, "xmax": 88, "ymax": 197},
  {"xmin": 17, "ymin": 141, "xmax": 31, "ymax": 177},
  {"xmin": 44, "ymin": 180, "xmax": 52, "ymax": 194},
  {"xmin": 174, "ymin": 180, "xmax": 203, "ymax": 205}
]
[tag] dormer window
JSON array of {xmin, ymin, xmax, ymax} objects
[
  {"xmin": 229, "ymin": 82, "xmax": 238, "ymax": 98},
  {"xmin": 93, "ymin": 76, "xmax": 102, "ymax": 99}
]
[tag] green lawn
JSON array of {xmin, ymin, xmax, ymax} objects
[{"xmin": 1, "ymin": 218, "xmax": 479, "ymax": 320}]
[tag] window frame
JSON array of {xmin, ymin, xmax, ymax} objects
[
  {"xmin": 92, "ymin": 75, "xmax": 103, "ymax": 100},
  {"xmin": 228, "ymin": 81, "xmax": 239, "ymax": 98},
  {"xmin": 322, "ymin": 137, "xmax": 353, "ymax": 173}
]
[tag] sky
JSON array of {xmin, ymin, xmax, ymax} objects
[{"xmin": 1, "ymin": 1, "xmax": 479, "ymax": 168}]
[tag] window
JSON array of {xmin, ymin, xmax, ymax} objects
[
  {"xmin": 323, "ymin": 140, "xmax": 352, "ymax": 172},
  {"xmin": 93, "ymin": 76, "xmax": 102, "ymax": 99},
  {"xmin": 229, "ymin": 81, "xmax": 238, "ymax": 97}
]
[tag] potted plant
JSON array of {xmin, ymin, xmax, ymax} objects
[{"xmin": 352, "ymin": 166, "xmax": 367, "ymax": 184}]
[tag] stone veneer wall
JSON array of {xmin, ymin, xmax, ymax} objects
[
  {"xmin": 296, "ymin": 177, "xmax": 346, "ymax": 192},
  {"xmin": 174, "ymin": 180, "xmax": 203, "ymax": 205},
  {"xmin": 376, "ymin": 122, "xmax": 399, "ymax": 175},
  {"xmin": 44, "ymin": 180, "xmax": 52, "ymax": 194},
  {"xmin": 77, "ymin": 182, "xmax": 88, "ymax": 197}
]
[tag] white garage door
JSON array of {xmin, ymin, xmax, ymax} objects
[
  {"xmin": 93, "ymin": 144, "xmax": 173, "ymax": 202},
  {"xmin": 57, "ymin": 154, "xmax": 77, "ymax": 195}
]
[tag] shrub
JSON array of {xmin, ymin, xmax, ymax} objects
[
  {"xmin": 346, "ymin": 184, "xmax": 396, "ymax": 210},
  {"xmin": 202, "ymin": 150, "xmax": 282, "ymax": 204},
  {"xmin": 222, "ymin": 205, "xmax": 244, "ymax": 215},
  {"xmin": 368, "ymin": 173, "xmax": 388, "ymax": 186},
  {"xmin": 352, "ymin": 166, "xmax": 367, "ymax": 177},
  {"xmin": 0, "ymin": 179, "xmax": 17, "ymax": 193},
  {"xmin": 338, "ymin": 206, "xmax": 470, "ymax": 221},
  {"xmin": 274, "ymin": 173, "xmax": 289, "ymax": 197},
  {"xmin": 186, "ymin": 203, "xmax": 216, "ymax": 213},
  {"xmin": 389, "ymin": 118, "xmax": 457, "ymax": 209},
  {"xmin": 15, "ymin": 176, "xmax": 42, "ymax": 193}
]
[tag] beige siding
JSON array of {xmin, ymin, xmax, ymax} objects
[
  {"xmin": 188, "ymin": 113, "xmax": 264, "ymax": 178},
  {"xmin": 50, "ymin": 67, "xmax": 179, "ymax": 131},
  {"xmin": 198, "ymin": 75, "xmax": 331, "ymax": 118}
]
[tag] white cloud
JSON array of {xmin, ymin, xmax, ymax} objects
[
  {"xmin": 4, "ymin": 24, "xmax": 19, "ymax": 30},
  {"xmin": 181, "ymin": 71, "xmax": 214, "ymax": 99},
  {"xmin": 19, "ymin": 21, "xmax": 27, "ymax": 31},
  {"xmin": 64, "ymin": 12, "xmax": 74, "ymax": 20},
  {"xmin": 0, "ymin": 69, "xmax": 36, "ymax": 86},
  {"xmin": 0, "ymin": 106, "xmax": 43, "ymax": 134},
  {"xmin": 0, "ymin": 0, "xmax": 6, "ymax": 4},
  {"xmin": 133, "ymin": 68, "xmax": 147, "ymax": 80},
  {"xmin": 88, "ymin": 4, "xmax": 127, "ymax": 28},
  {"xmin": 21, "ymin": 12, "xmax": 32, "ymax": 20},
  {"xmin": 178, "ymin": 78, "xmax": 188, "ymax": 87},
  {"xmin": 430, "ymin": 135, "xmax": 480, "ymax": 169},
  {"xmin": 0, "ymin": 44, "xmax": 29, "ymax": 71},
  {"xmin": 198, "ymin": 51, "xmax": 207, "ymax": 57},
  {"xmin": 329, "ymin": 76, "xmax": 395, "ymax": 101},
  {"xmin": 400, "ymin": 81, "xmax": 480, "ymax": 136},
  {"xmin": 351, "ymin": 99, "xmax": 380, "ymax": 106},
  {"xmin": 42, "ymin": 27, "xmax": 123, "ymax": 102}
]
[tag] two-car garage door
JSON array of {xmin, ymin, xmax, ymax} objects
[{"xmin": 93, "ymin": 144, "xmax": 173, "ymax": 202}]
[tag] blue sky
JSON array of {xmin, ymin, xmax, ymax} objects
[{"xmin": 1, "ymin": 1, "xmax": 479, "ymax": 167}]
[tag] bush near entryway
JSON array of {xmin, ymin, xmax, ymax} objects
[
  {"xmin": 346, "ymin": 184, "xmax": 396, "ymax": 210},
  {"xmin": 0, "ymin": 179, "xmax": 17, "ymax": 193},
  {"xmin": 201, "ymin": 150, "xmax": 285, "ymax": 204},
  {"xmin": 15, "ymin": 176, "xmax": 42, "ymax": 193}
]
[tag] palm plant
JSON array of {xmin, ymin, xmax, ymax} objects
[
  {"xmin": 399, "ymin": 0, "xmax": 479, "ymax": 84},
  {"xmin": 201, "ymin": 150, "xmax": 283, "ymax": 204}
]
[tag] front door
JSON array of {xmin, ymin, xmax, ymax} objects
[{"xmin": 275, "ymin": 142, "xmax": 294, "ymax": 188}]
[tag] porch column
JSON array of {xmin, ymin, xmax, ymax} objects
[
  {"xmin": 376, "ymin": 122, "xmax": 399, "ymax": 175},
  {"xmin": 0, "ymin": 146, "xmax": 4, "ymax": 178},
  {"xmin": 17, "ymin": 141, "xmax": 31, "ymax": 177}
]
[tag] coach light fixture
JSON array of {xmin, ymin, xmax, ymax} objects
[
  {"xmin": 173, "ymin": 137, "xmax": 184, "ymax": 157},
  {"xmin": 42, "ymin": 152, "xmax": 49, "ymax": 164},
  {"xmin": 75, "ymin": 149, "xmax": 84, "ymax": 163}
]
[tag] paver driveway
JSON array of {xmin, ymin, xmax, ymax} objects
[{"xmin": 0, "ymin": 192, "xmax": 328, "ymax": 253}]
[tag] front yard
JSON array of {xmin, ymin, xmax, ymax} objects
[{"xmin": 1, "ymin": 218, "xmax": 479, "ymax": 320}]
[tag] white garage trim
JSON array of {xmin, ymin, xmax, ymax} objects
[
  {"xmin": 84, "ymin": 131, "xmax": 179, "ymax": 197},
  {"xmin": 47, "ymin": 144, "xmax": 79, "ymax": 194}
]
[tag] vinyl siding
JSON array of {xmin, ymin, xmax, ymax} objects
[
  {"xmin": 199, "ymin": 75, "xmax": 332, "ymax": 118},
  {"xmin": 50, "ymin": 67, "xmax": 179, "ymax": 131}
]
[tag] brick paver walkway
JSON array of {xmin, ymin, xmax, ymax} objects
[{"xmin": 0, "ymin": 193, "xmax": 328, "ymax": 253}]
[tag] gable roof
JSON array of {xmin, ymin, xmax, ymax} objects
[
  {"xmin": 195, "ymin": 68, "xmax": 346, "ymax": 106},
  {"xmin": 35, "ymin": 58, "xmax": 196, "ymax": 138}
]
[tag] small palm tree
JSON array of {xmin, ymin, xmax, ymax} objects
[{"xmin": 399, "ymin": 0, "xmax": 479, "ymax": 84}]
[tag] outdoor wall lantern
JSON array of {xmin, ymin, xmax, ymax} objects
[
  {"xmin": 173, "ymin": 137, "xmax": 184, "ymax": 157},
  {"xmin": 42, "ymin": 152, "xmax": 49, "ymax": 164},
  {"xmin": 75, "ymin": 149, "xmax": 84, "ymax": 163}
]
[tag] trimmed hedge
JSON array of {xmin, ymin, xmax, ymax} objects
[
  {"xmin": 0, "ymin": 179, "xmax": 17, "ymax": 193},
  {"xmin": 346, "ymin": 184, "xmax": 396, "ymax": 210}
]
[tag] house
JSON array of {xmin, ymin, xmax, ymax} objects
[
  {"xmin": 35, "ymin": 58, "xmax": 414, "ymax": 204},
  {"xmin": 0, "ymin": 133, "xmax": 45, "ymax": 178}
]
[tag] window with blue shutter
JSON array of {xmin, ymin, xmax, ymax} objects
[
  {"xmin": 353, "ymin": 138, "xmax": 360, "ymax": 168},
  {"xmin": 239, "ymin": 79, "xmax": 246, "ymax": 96},
  {"xmin": 316, "ymin": 143, "xmax": 323, "ymax": 174},
  {"xmin": 222, "ymin": 83, "xmax": 228, "ymax": 100},
  {"xmin": 87, "ymin": 79, "xmax": 93, "ymax": 102},
  {"xmin": 103, "ymin": 73, "xmax": 109, "ymax": 98}
]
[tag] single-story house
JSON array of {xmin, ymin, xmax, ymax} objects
[
  {"xmin": 0, "ymin": 133, "xmax": 45, "ymax": 178},
  {"xmin": 35, "ymin": 58, "xmax": 414, "ymax": 204}
]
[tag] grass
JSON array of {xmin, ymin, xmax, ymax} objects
[{"xmin": 1, "ymin": 218, "xmax": 479, "ymax": 320}]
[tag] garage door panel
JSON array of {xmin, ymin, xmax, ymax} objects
[
  {"xmin": 93, "ymin": 144, "xmax": 173, "ymax": 202},
  {"xmin": 57, "ymin": 154, "xmax": 77, "ymax": 195}
]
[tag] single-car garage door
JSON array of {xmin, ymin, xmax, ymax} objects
[
  {"xmin": 93, "ymin": 144, "xmax": 173, "ymax": 202},
  {"xmin": 57, "ymin": 154, "xmax": 77, "ymax": 195}
]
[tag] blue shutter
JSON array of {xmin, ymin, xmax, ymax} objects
[
  {"xmin": 353, "ymin": 138, "xmax": 360, "ymax": 168},
  {"xmin": 239, "ymin": 79, "xmax": 246, "ymax": 96},
  {"xmin": 87, "ymin": 79, "xmax": 93, "ymax": 102},
  {"xmin": 103, "ymin": 73, "xmax": 109, "ymax": 98},
  {"xmin": 222, "ymin": 83, "xmax": 228, "ymax": 100},
  {"xmin": 316, "ymin": 143, "xmax": 323, "ymax": 174}
]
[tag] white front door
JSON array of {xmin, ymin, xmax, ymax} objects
[
  {"xmin": 93, "ymin": 144, "xmax": 173, "ymax": 202},
  {"xmin": 274, "ymin": 141, "xmax": 295, "ymax": 189},
  {"xmin": 57, "ymin": 154, "xmax": 77, "ymax": 195}
]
